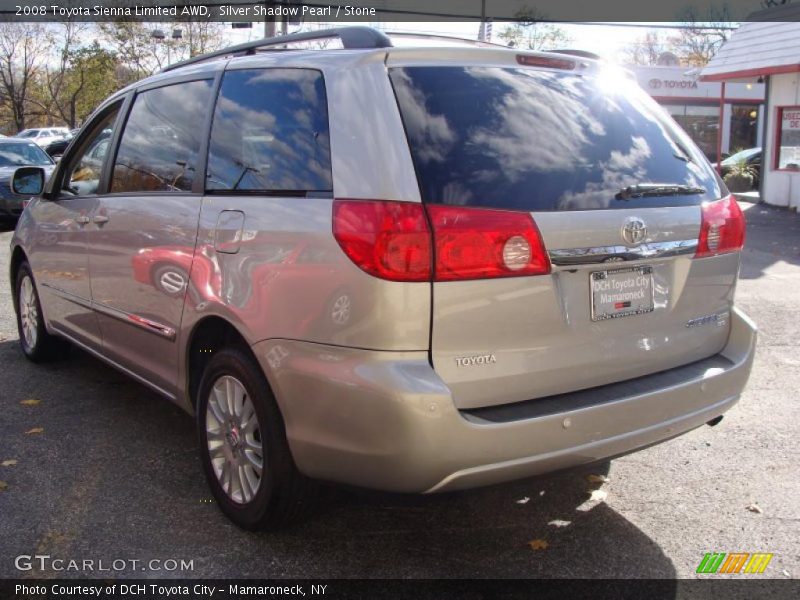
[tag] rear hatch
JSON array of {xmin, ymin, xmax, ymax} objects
[{"xmin": 389, "ymin": 54, "xmax": 744, "ymax": 409}]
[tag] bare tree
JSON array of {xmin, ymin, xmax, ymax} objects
[
  {"xmin": 671, "ymin": 5, "xmax": 733, "ymax": 66},
  {"xmin": 0, "ymin": 23, "xmax": 51, "ymax": 131},
  {"xmin": 179, "ymin": 22, "xmax": 228, "ymax": 58},
  {"xmin": 623, "ymin": 31, "xmax": 673, "ymax": 65},
  {"xmin": 98, "ymin": 21, "xmax": 227, "ymax": 83},
  {"xmin": 41, "ymin": 22, "xmax": 90, "ymax": 128},
  {"xmin": 500, "ymin": 22, "xmax": 572, "ymax": 51},
  {"xmin": 624, "ymin": 6, "xmax": 734, "ymax": 68},
  {"xmin": 97, "ymin": 21, "xmax": 167, "ymax": 80}
]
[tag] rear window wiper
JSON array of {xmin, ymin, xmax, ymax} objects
[{"xmin": 616, "ymin": 183, "xmax": 706, "ymax": 200}]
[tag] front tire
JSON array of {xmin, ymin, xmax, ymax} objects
[
  {"xmin": 15, "ymin": 261, "xmax": 66, "ymax": 362},
  {"xmin": 196, "ymin": 347, "xmax": 313, "ymax": 530}
]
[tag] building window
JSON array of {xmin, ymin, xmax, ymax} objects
[
  {"xmin": 776, "ymin": 106, "xmax": 800, "ymax": 170},
  {"xmin": 664, "ymin": 104, "xmax": 719, "ymax": 160},
  {"xmin": 730, "ymin": 104, "xmax": 759, "ymax": 154}
]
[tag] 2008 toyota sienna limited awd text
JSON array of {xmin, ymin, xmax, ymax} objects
[{"xmin": 8, "ymin": 27, "xmax": 756, "ymax": 530}]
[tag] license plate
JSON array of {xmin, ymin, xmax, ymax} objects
[{"xmin": 590, "ymin": 266, "xmax": 654, "ymax": 321}]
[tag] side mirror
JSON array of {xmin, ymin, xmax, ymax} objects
[{"xmin": 11, "ymin": 166, "xmax": 45, "ymax": 196}]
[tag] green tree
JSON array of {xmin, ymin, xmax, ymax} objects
[
  {"xmin": 47, "ymin": 43, "xmax": 118, "ymax": 128},
  {"xmin": 37, "ymin": 22, "xmax": 118, "ymax": 128}
]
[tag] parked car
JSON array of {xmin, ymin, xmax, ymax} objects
[
  {"xmin": 8, "ymin": 27, "xmax": 756, "ymax": 531},
  {"xmin": 43, "ymin": 130, "xmax": 80, "ymax": 159},
  {"xmin": 0, "ymin": 138, "xmax": 55, "ymax": 221},
  {"xmin": 713, "ymin": 147, "xmax": 762, "ymax": 190},
  {"xmin": 16, "ymin": 127, "xmax": 70, "ymax": 148}
]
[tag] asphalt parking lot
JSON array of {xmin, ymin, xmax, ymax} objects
[{"xmin": 0, "ymin": 202, "xmax": 798, "ymax": 580}]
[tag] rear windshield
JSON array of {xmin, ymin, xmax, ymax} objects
[
  {"xmin": 390, "ymin": 66, "xmax": 723, "ymax": 211},
  {"xmin": 0, "ymin": 142, "xmax": 53, "ymax": 166}
]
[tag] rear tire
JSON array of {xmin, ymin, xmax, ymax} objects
[
  {"xmin": 196, "ymin": 347, "xmax": 314, "ymax": 530},
  {"xmin": 15, "ymin": 261, "xmax": 67, "ymax": 362}
]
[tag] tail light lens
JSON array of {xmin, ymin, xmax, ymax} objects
[
  {"xmin": 516, "ymin": 54, "xmax": 576, "ymax": 70},
  {"xmin": 695, "ymin": 195, "xmax": 746, "ymax": 258},
  {"xmin": 426, "ymin": 205, "xmax": 550, "ymax": 281},
  {"xmin": 333, "ymin": 200, "xmax": 551, "ymax": 282},
  {"xmin": 332, "ymin": 199, "xmax": 431, "ymax": 282}
]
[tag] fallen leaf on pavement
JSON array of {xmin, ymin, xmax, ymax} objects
[
  {"xmin": 548, "ymin": 520, "xmax": 571, "ymax": 528},
  {"xmin": 587, "ymin": 474, "xmax": 610, "ymax": 484},
  {"xmin": 745, "ymin": 503, "xmax": 763, "ymax": 514},
  {"xmin": 24, "ymin": 427, "xmax": 44, "ymax": 435},
  {"xmin": 20, "ymin": 399, "xmax": 41, "ymax": 406},
  {"xmin": 589, "ymin": 489, "xmax": 608, "ymax": 502},
  {"xmin": 0, "ymin": 481, "xmax": 7, "ymax": 492},
  {"xmin": 516, "ymin": 497, "xmax": 530, "ymax": 504},
  {"xmin": 528, "ymin": 539, "xmax": 549, "ymax": 551},
  {"xmin": 1, "ymin": 460, "xmax": 17, "ymax": 467}
]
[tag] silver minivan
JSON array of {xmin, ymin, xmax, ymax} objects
[{"xmin": 8, "ymin": 28, "xmax": 756, "ymax": 530}]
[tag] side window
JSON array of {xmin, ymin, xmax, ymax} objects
[
  {"xmin": 111, "ymin": 79, "xmax": 213, "ymax": 193},
  {"xmin": 206, "ymin": 69, "xmax": 332, "ymax": 193},
  {"xmin": 63, "ymin": 107, "xmax": 120, "ymax": 197}
]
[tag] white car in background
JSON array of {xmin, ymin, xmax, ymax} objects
[{"xmin": 16, "ymin": 128, "xmax": 71, "ymax": 147}]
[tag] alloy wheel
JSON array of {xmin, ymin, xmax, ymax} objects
[
  {"xmin": 19, "ymin": 275, "xmax": 39, "ymax": 350},
  {"xmin": 331, "ymin": 294, "xmax": 351, "ymax": 325},
  {"xmin": 205, "ymin": 375, "xmax": 264, "ymax": 504}
]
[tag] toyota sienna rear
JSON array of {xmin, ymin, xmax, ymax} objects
[{"xmin": 10, "ymin": 29, "xmax": 756, "ymax": 530}]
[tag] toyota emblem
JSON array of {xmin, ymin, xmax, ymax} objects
[{"xmin": 622, "ymin": 217, "xmax": 647, "ymax": 245}]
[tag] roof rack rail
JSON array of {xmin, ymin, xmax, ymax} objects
[
  {"xmin": 548, "ymin": 49, "xmax": 602, "ymax": 61},
  {"xmin": 161, "ymin": 26, "xmax": 392, "ymax": 73}
]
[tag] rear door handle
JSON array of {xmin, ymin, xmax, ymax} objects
[
  {"xmin": 75, "ymin": 215, "xmax": 90, "ymax": 225},
  {"xmin": 93, "ymin": 214, "xmax": 109, "ymax": 224}
]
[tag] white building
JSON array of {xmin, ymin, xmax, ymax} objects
[
  {"xmin": 630, "ymin": 65, "xmax": 765, "ymax": 160},
  {"xmin": 701, "ymin": 9, "xmax": 800, "ymax": 210}
]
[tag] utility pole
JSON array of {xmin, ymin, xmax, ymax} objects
[{"xmin": 264, "ymin": 1, "xmax": 276, "ymax": 37}]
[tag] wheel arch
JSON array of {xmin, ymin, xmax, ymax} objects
[
  {"xmin": 9, "ymin": 245, "xmax": 28, "ymax": 313},
  {"xmin": 185, "ymin": 315, "xmax": 263, "ymax": 412}
]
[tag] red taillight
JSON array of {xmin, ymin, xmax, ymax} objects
[
  {"xmin": 333, "ymin": 200, "xmax": 551, "ymax": 282},
  {"xmin": 516, "ymin": 54, "xmax": 576, "ymax": 70},
  {"xmin": 695, "ymin": 195, "xmax": 746, "ymax": 258},
  {"xmin": 332, "ymin": 199, "xmax": 431, "ymax": 282},
  {"xmin": 426, "ymin": 205, "xmax": 551, "ymax": 281}
]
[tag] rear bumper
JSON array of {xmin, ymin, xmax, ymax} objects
[{"xmin": 252, "ymin": 307, "xmax": 756, "ymax": 493}]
